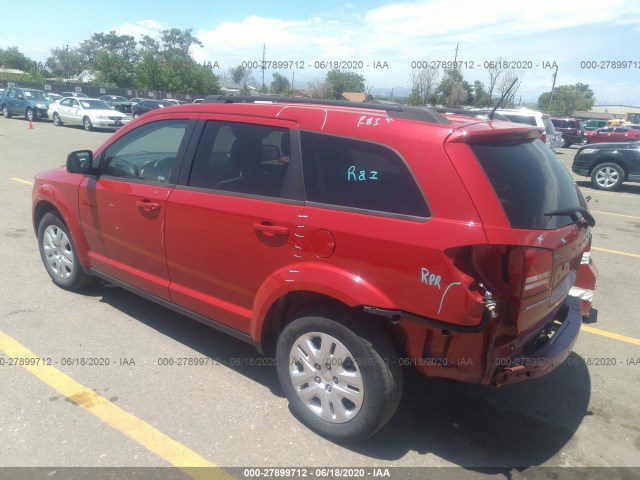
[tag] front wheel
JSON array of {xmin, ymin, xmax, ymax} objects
[
  {"xmin": 83, "ymin": 116, "xmax": 93, "ymax": 131},
  {"xmin": 561, "ymin": 136, "xmax": 569, "ymax": 148},
  {"xmin": 591, "ymin": 162, "xmax": 624, "ymax": 191},
  {"xmin": 580, "ymin": 136, "xmax": 589, "ymax": 145},
  {"xmin": 37, "ymin": 212, "xmax": 95, "ymax": 290},
  {"xmin": 276, "ymin": 308, "xmax": 401, "ymax": 441},
  {"xmin": 53, "ymin": 112, "xmax": 63, "ymax": 126},
  {"xmin": 26, "ymin": 108, "xmax": 35, "ymax": 121}
]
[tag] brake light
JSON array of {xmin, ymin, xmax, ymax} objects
[
  {"xmin": 510, "ymin": 247, "xmax": 554, "ymax": 298},
  {"xmin": 539, "ymin": 132, "xmax": 546, "ymax": 144}
]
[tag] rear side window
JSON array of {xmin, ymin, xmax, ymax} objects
[
  {"xmin": 471, "ymin": 140, "xmax": 582, "ymax": 230},
  {"xmin": 188, "ymin": 121, "xmax": 294, "ymax": 199},
  {"xmin": 300, "ymin": 131, "xmax": 429, "ymax": 218}
]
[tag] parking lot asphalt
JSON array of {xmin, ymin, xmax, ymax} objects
[{"xmin": 0, "ymin": 117, "xmax": 638, "ymax": 479}]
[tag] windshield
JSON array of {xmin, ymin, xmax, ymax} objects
[
  {"xmin": 79, "ymin": 100, "xmax": 113, "ymax": 110},
  {"xmin": 24, "ymin": 91, "xmax": 48, "ymax": 100},
  {"xmin": 471, "ymin": 139, "xmax": 582, "ymax": 230},
  {"xmin": 113, "ymin": 96, "xmax": 129, "ymax": 102}
]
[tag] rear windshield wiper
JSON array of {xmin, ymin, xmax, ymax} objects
[{"xmin": 545, "ymin": 207, "xmax": 595, "ymax": 227}]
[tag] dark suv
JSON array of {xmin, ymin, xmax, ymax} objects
[
  {"xmin": 32, "ymin": 96, "xmax": 597, "ymax": 441},
  {"xmin": 551, "ymin": 117, "xmax": 585, "ymax": 147},
  {"xmin": 573, "ymin": 141, "xmax": 640, "ymax": 190}
]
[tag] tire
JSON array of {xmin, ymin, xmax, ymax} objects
[
  {"xmin": 37, "ymin": 212, "xmax": 95, "ymax": 290},
  {"xmin": 2, "ymin": 105, "xmax": 11, "ymax": 118},
  {"xmin": 133, "ymin": 112, "xmax": 139, "ymax": 119},
  {"xmin": 580, "ymin": 136, "xmax": 589, "ymax": 145},
  {"xmin": 83, "ymin": 116, "xmax": 93, "ymax": 131},
  {"xmin": 561, "ymin": 135, "xmax": 569, "ymax": 148},
  {"xmin": 53, "ymin": 112, "xmax": 63, "ymax": 126},
  {"xmin": 591, "ymin": 162, "xmax": 625, "ymax": 191},
  {"xmin": 276, "ymin": 308, "xmax": 402, "ymax": 442},
  {"xmin": 26, "ymin": 108, "xmax": 35, "ymax": 121}
]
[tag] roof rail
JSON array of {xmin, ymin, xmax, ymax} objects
[{"xmin": 202, "ymin": 95, "xmax": 451, "ymax": 125}]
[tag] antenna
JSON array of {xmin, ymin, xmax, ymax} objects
[{"xmin": 489, "ymin": 77, "xmax": 518, "ymax": 120}]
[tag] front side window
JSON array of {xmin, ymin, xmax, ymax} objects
[
  {"xmin": 300, "ymin": 131, "xmax": 429, "ymax": 218},
  {"xmin": 101, "ymin": 120, "xmax": 190, "ymax": 183},
  {"xmin": 189, "ymin": 121, "xmax": 293, "ymax": 199}
]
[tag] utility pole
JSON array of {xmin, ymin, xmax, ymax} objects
[
  {"xmin": 547, "ymin": 65, "xmax": 558, "ymax": 114},
  {"xmin": 261, "ymin": 43, "xmax": 266, "ymax": 93},
  {"xmin": 447, "ymin": 43, "xmax": 459, "ymax": 107}
]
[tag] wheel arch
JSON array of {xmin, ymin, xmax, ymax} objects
[{"xmin": 33, "ymin": 189, "xmax": 91, "ymax": 266}]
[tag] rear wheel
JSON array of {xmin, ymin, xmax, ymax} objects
[
  {"xmin": 561, "ymin": 135, "xmax": 569, "ymax": 148},
  {"xmin": 591, "ymin": 162, "xmax": 624, "ymax": 191},
  {"xmin": 83, "ymin": 116, "xmax": 93, "ymax": 131},
  {"xmin": 2, "ymin": 105, "xmax": 10, "ymax": 118},
  {"xmin": 276, "ymin": 308, "xmax": 401, "ymax": 442},
  {"xmin": 37, "ymin": 212, "xmax": 95, "ymax": 290},
  {"xmin": 53, "ymin": 112, "xmax": 63, "ymax": 126}
]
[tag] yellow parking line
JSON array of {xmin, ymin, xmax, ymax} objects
[
  {"xmin": 581, "ymin": 325, "xmax": 640, "ymax": 346},
  {"xmin": 0, "ymin": 331, "xmax": 231, "ymax": 480},
  {"xmin": 591, "ymin": 210, "xmax": 640, "ymax": 220},
  {"xmin": 9, "ymin": 177, "xmax": 33, "ymax": 186},
  {"xmin": 592, "ymin": 246, "xmax": 640, "ymax": 258}
]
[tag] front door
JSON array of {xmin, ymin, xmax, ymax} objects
[{"xmin": 79, "ymin": 119, "xmax": 193, "ymax": 300}]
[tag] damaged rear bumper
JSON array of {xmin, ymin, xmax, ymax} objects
[{"xmin": 494, "ymin": 296, "xmax": 582, "ymax": 386}]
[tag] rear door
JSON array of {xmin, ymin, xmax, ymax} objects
[{"xmin": 164, "ymin": 117, "xmax": 304, "ymax": 332}]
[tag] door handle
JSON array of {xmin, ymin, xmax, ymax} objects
[
  {"xmin": 136, "ymin": 200, "xmax": 160, "ymax": 211},
  {"xmin": 253, "ymin": 222, "xmax": 290, "ymax": 236}
]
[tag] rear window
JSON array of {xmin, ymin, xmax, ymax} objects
[{"xmin": 471, "ymin": 140, "xmax": 582, "ymax": 230}]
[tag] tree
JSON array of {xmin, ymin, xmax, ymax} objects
[
  {"xmin": 81, "ymin": 32, "xmax": 138, "ymax": 87},
  {"xmin": 538, "ymin": 83, "xmax": 595, "ymax": 116},
  {"xmin": 270, "ymin": 72, "xmax": 291, "ymax": 95},
  {"xmin": 307, "ymin": 79, "xmax": 328, "ymax": 99},
  {"xmin": 435, "ymin": 69, "xmax": 470, "ymax": 107},
  {"xmin": 495, "ymin": 69, "xmax": 523, "ymax": 108},
  {"xmin": 134, "ymin": 29, "xmax": 220, "ymax": 94},
  {"xmin": 407, "ymin": 60, "xmax": 439, "ymax": 106},
  {"xmin": 472, "ymin": 80, "xmax": 490, "ymax": 107},
  {"xmin": 229, "ymin": 65, "xmax": 256, "ymax": 94},
  {"xmin": 47, "ymin": 45, "xmax": 86, "ymax": 79},
  {"xmin": 325, "ymin": 69, "xmax": 365, "ymax": 99}
]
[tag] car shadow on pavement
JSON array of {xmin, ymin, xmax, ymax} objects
[{"xmin": 82, "ymin": 283, "xmax": 591, "ymax": 470}]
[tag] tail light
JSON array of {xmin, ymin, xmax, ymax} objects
[
  {"xmin": 539, "ymin": 132, "xmax": 547, "ymax": 144},
  {"xmin": 509, "ymin": 247, "xmax": 554, "ymax": 299}
]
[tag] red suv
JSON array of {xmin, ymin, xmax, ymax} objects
[
  {"xmin": 33, "ymin": 97, "xmax": 597, "ymax": 441},
  {"xmin": 583, "ymin": 126, "xmax": 640, "ymax": 144}
]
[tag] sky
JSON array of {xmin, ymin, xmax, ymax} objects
[{"xmin": 2, "ymin": 0, "xmax": 640, "ymax": 105}]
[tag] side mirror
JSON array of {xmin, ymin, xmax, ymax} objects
[{"xmin": 67, "ymin": 150, "xmax": 96, "ymax": 174}]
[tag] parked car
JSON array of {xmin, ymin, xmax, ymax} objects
[
  {"xmin": 0, "ymin": 87, "xmax": 53, "ymax": 121},
  {"xmin": 49, "ymin": 97, "xmax": 130, "ymax": 131},
  {"xmin": 551, "ymin": 117, "xmax": 585, "ymax": 147},
  {"xmin": 625, "ymin": 124, "xmax": 640, "ymax": 131},
  {"xmin": 192, "ymin": 98, "xmax": 204, "ymax": 103},
  {"xmin": 33, "ymin": 96, "xmax": 597, "ymax": 441},
  {"xmin": 584, "ymin": 119, "xmax": 608, "ymax": 131},
  {"xmin": 129, "ymin": 97, "xmax": 145, "ymax": 104},
  {"xmin": 582, "ymin": 126, "xmax": 640, "ymax": 144},
  {"xmin": 573, "ymin": 141, "xmax": 640, "ymax": 191},
  {"xmin": 131, "ymin": 99, "xmax": 175, "ymax": 118},
  {"xmin": 98, "ymin": 95, "xmax": 134, "ymax": 114},
  {"xmin": 46, "ymin": 93, "xmax": 63, "ymax": 103},
  {"xmin": 60, "ymin": 91, "xmax": 89, "ymax": 98},
  {"xmin": 494, "ymin": 108, "xmax": 557, "ymax": 150}
]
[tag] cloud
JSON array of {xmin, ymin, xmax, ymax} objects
[{"xmin": 111, "ymin": 20, "xmax": 168, "ymax": 41}]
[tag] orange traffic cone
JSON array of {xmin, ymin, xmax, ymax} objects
[{"xmin": 28, "ymin": 120, "xmax": 33, "ymax": 129}]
